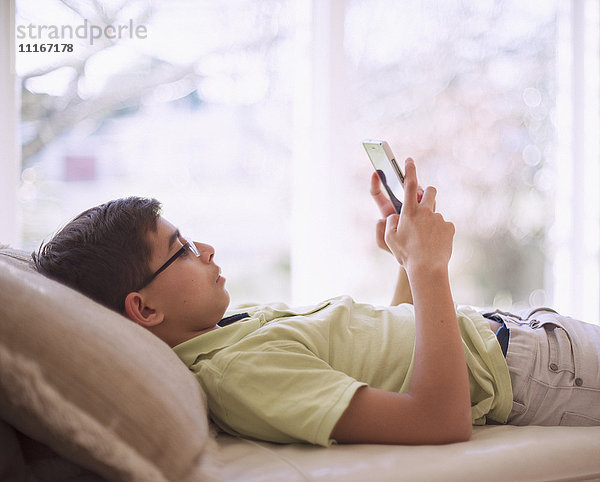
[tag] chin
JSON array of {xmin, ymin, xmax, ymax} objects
[
  {"xmin": 223, "ymin": 291, "xmax": 231, "ymax": 309},
  {"xmin": 219, "ymin": 290, "xmax": 231, "ymax": 311}
]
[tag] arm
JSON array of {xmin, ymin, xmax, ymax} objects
[
  {"xmin": 332, "ymin": 159, "xmax": 471, "ymax": 445},
  {"xmin": 391, "ymin": 266, "xmax": 413, "ymax": 306},
  {"xmin": 370, "ymin": 172, "xmax": 415, "ymax": 305}
]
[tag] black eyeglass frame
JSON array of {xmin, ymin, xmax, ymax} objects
[{"xmin": 135, "ymin": 239, "xmax": 199, "ymax": 291}]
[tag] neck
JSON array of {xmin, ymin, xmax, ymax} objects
[{"xmin": 157, "ymin": 324, "xmax": 220, "ymax": 348}]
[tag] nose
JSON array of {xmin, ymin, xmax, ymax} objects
[{"xmin": 194, "ymin": 242, "xmax": 214, "ymax": 263}]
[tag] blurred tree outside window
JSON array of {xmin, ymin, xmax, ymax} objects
[
  {"xmin": 344, "ymin": 0, "xmax": 558, "ymax": 309},
  {"xmin": 17, "ymin": 0, "xmax": 561, "ymax": 309},
  {"xmin": 17, "ymin": 0, "xmax": 294, "ymax": 303}
]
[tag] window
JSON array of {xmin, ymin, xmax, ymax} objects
[
  {"xmin": 4, "ymin": 0, "xmax": 599, "ymax": 321},
  {"xmin": 15, "ymin": 0, "xmax": 295, "ymax": 303},
  {"xmin": 343, "ymin": 0, "xmax": 560, "ymax": 309}
]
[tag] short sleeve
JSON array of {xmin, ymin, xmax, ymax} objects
[{"xmin": 196, "ymin": 341, "xmax": 366, "ymax": 446}]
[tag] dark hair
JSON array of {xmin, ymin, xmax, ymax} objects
[{"xmin": 33, "ymin": 197, "xmax": 162, "ymax": 314}]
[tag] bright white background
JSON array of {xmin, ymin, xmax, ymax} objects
[{"xmin": 1, "ymin": 0, "xmax": 599, "ymax": 323}]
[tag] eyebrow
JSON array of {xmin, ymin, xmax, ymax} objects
[{"xmin": 167, "ymin": 229, "xmax": 181, "ymax": 253}]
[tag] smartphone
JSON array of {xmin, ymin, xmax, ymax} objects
[{"xmin": 362, "ymin": 139, "xmax": 405, "ymax": 213}]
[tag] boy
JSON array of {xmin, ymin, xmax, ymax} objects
[{"xmin": 34, "ymin": 158, "xmax": 600, "ymax": 446}]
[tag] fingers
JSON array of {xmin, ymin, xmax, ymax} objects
[
  {"xmin": 370, "ymin": 171, "xmax": 381, "ymax": 195},
  {"xmin": 375, "ymin": 218, "xmax": 390, "ymax": 252},
  {"xmin": 384, "ymin": 215, "xmax": 398, "ymax": 262},
  {"xmin": 447, "ymin": 219, "xmax": 456, "ymax": 237},
  {"xmin": 420, "ymin": 186, "xmax": 437, "ymax": 211},
  {"xmin": 370, "ymin": 171, "xmax": 382, "ymax": 193},
  {"xmin": 371, "ymin": 171, "xmax": 396, "ymax": 217},
  {"xmin": 385, "ymin": 213, "xmax": 400, "ymax": 232},
  {"xmin": 402, "ymin": 159, "xmax": 437, "ymax": 212},
  {"xmin": 402, "ymin": 158, "xmax": 419, "ymax": 213},
  {"xmin": 372, "ymin": 158, "xmax": 437, "ymax": 218}
]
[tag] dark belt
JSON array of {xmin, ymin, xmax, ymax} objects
[{"xmin": 482, "ymin": 313, "xmax": 510, "ymax": 357}]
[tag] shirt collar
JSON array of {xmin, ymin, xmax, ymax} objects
[{"xmin": 173, "ymin": 314, "xmax": 258, "ymax": 367}]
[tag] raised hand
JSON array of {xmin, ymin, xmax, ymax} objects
[
  {"xmin": 371, "ymin": 169, "xmax": 424, "ymax": 255},
  {"xmin": 383, "ymin": 159, "xmax": 455, "ymax": 274}
]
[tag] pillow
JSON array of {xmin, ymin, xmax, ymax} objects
[
  {"xmin": 0, "ymin": 244, "xmax": 36, "ymax": 271},
  {"xmin": 0, "ymin": 251, "xmax": 219, "ymax": 481},
  {"xmin": 15, "ymin": 429, "xmax": 105, "ymax": 481},
  {"xmin": 0, "ymin": 419, "xmax": 28, "ymax": 481}
]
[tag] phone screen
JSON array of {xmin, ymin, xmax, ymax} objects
[{"xmin": 363, "ymin": 140, "xmax": 404, "ymax": 214}]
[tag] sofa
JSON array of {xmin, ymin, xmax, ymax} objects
[{"xmin": 1, "ymin": 245, "xmax": 599, "ymax": 481}]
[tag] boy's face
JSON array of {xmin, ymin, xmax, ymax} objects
[{"xmin": 140, "ymin": 216, "xmax": 230, "ymax": 343}]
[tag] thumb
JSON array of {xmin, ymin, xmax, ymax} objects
[
  {"xmin": 376, "ymin": 219, "xmax": 390, "ymax": 252},
  {"xmin": 385, "ymin": 214, "xmax": 400, "ymax": 236}
]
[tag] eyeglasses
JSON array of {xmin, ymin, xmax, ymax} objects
[{"xmin": 136, "ymin": 238, "xmax": 200, "ymax": 291}]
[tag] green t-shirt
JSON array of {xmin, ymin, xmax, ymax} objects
[{"xmin": 173, "ymin": 296, "xmax": 512, "ymax": 446}]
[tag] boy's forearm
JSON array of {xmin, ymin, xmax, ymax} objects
[
  {"xmin": 332, "ymin": 265, "xmax": 472, "ymax": 445},
  {"xmin": 333, "ymin": 160, "xmax": 471, "ymax": 445},
  {"xmin": 391, "ymin": 266, "xmax": 413, "ymax": 305},
  {"xmin": 406, "ymin": 265, "xmax": 471, "ymax": 435}
]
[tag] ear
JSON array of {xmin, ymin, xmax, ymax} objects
[{"xmin": 124, "ymin": 292, "xmax": 165, "ymax": 328}]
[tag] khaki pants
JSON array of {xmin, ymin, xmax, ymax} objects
[{"xmin": 491, "ymin": 307, "xmax": 600, "ymax": 426}]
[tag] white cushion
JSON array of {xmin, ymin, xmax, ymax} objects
[{"xmin": 218, "ymin": 425, "xmax": 600, "ymax": 480}]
